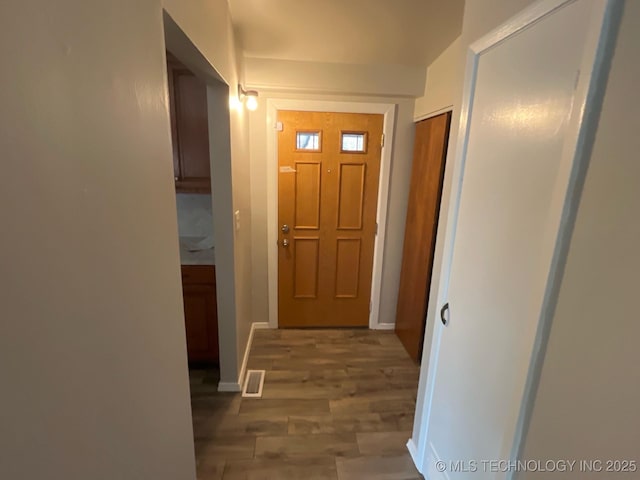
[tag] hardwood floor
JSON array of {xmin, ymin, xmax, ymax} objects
[{"xmin": 190, "ymin": 329, "xmax": 423, "ymax": 480}]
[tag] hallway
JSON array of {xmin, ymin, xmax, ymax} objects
[{"xmin": 190, "ymin": 329, "xmax": 422, "ymax": 479}]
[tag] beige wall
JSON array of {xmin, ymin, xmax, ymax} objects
[
  {"xmin": 461, "ymin": 0, "xmax": 541, "ymax": 43},
  {"xmin": 245, "ymin": 58, "xmax": 426, "ymax": 98},
  {"xmin": 520, "ymin": 1, "xmax": 640, "ymax": 475},
  {"xmin": 163, "ymin": 0, "xmax": 236, "ymax": 83},
  {"xmin": 414, "ymin": 0, "xmax": 537, "ymax": 121},
  {"xmin": 414, "ymin": 36, "xmax": 463, "ymax": 120},
  {"xmin": 0, "ymin": 0, "xmax": 191, "ymax": 477},
  {"xmin": 0, "ymin": 0, "xmax": 248, "ymax": 478},
  {"xmin": 246, "ymin": 68, "xmax": 418, "ymax": 326}
]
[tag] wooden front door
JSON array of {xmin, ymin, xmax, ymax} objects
[
  {"xmin": 278, "ymin": 111, "xmax": 384, "ymax": 327},
  {"xmin": 395, "ymin": 112, "xmax": 451, "ymax": 361}
]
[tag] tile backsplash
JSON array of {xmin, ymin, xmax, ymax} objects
[{"xmin": 176, "ymin": 193, "xmax": 214, "ymax": 239}]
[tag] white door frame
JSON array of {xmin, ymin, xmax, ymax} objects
[
  {"xmin": 265, "ymin": 99, "xmax": 397, "ymax": 329},
  {"xmin": 408, "ymin": 0, "xmax": 619, "ymax": 473}
]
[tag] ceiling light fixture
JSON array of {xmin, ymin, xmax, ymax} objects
[{"xmin": 238, "ymin": 84, "xmax": 259, "ymax": 111}]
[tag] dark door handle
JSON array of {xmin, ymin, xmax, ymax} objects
[{"xmin": 440, "ymin": 302, "xmax": 450, "ymax": 326}]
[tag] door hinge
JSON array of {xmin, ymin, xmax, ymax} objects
[
  {"xmin": 369, "ymin": 302, "xmax": 372, "ymax": 312},
  {"xmin": 380, "ymin": 133, "xmax": 385, "ymax": 147},
  {"xmin": 375, "ymin": 222, "xmax": 378, "ymax": 235}
]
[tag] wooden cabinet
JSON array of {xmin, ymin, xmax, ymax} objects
[
  {"xmin": 181, "ymin": 265, "xmax": 218, "ymax": 364},
  {"xmin": 167, "ymin": 52, "xmax": 211, "ymax": 193}
]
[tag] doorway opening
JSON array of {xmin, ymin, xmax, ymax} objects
[
  {"xmin": 162, "ymin": 6, "xmax": 240, "ymax": 449},
  {"xmin": 167, "ymin": 51, "xmax": 219, "ymax": 367}
]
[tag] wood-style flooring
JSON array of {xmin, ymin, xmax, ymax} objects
[{"xmin": 190, "ymin": 328, "xmax": 423, "ymax": 480}]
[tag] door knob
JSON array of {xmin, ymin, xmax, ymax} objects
[
  {"xmin": 440, "ymin": 302, "xmax": 450, "ymax": 326},
  {"xmin": 281, "ymin": 224, "xmax": 290, "ymax": 234},
  {"xmin": 282, "ymin": 238, "xmax": 289, "ymax": 247}
]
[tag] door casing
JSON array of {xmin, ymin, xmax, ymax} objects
[
  {"xmin": 408, "ymin": 0, "xmax": 621, "ymax": 474},
  {"xmin": 265, "ymin": 99, "xmax": 397, "ymax": 329}
]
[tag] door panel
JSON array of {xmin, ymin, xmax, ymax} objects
[
  {"xmin": 278, "ymin": 111, "xmax": 383, "ymax": 327},
  {"xmin": 395, "ymin": 112, "xmax": 451, "ymax": 362},
  {"xmin": 181, "ymin": 265, "xmax": 219, "ymax": 364},
  {"xmin": 337, "ymin": 163, "xmax": 366, "ymax": 229},
  {"xmin": 335, "ymin": 238, "xmax": 361, "ymax": 298},
  {"xmin": 425, "ymin": 1, "xmax": 596, "ymax": 474},
  {"xmin": 294, "ymin": 163, "xmax": 321, "ymax": 229},
  {"xmin": 183, "ymin": 288, "xmax": 211, "ymax": 352},
  {"xmin": 293, "ymin": 238, "xmax": 320, "ymax": 298}
]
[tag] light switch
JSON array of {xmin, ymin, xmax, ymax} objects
[
  {"xmin": 234, "ymin": 210, "xmax": 241, "ymax": 231},
  {"xmin": 276, "ymin": 121, "xmax": 283, "ymax": 132}
]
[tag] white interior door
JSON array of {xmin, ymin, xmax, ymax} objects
[{"xmin": 425, "ymin": 1, "xmax": 611, "ymax": 478}]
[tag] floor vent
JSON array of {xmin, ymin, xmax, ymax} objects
[{"xmin": 242, "ymin": 370, "xmax": 265, "ymax": 398}]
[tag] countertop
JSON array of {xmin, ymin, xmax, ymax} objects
[{"xmin": 179, "ymin": 236, "xmax": 215, "ymax": 265}]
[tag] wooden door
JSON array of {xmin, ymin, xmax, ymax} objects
[
  {"xmin": 278, "ymin": 111, "xmax": 384, "ymax": 327},
  {"xmin": 395, "ymin": 112, "xmax": 451, "ymax": 361}
]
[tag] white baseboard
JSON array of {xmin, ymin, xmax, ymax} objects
[
  {"xmin": 373, "ymin": 322, "xmax": 395, "ymax": 331},
  {"xmin": 252, "ymin": 322, "xmax": 271, "ymax": 329},
  {"xmin": 219, "ymin": 322, "xmax": 269, "ymax": 393},
  {"xmin": 217, "ymin": 381, "xmax": 241, "ymax": 392}
]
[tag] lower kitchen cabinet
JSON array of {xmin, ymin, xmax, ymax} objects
[{"xmin": 181, "ymin": 265, "xmax": 218, "ymax": 364}]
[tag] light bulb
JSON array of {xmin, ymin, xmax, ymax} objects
[{"xmin": 246, "ymin": 95, "xmax": 258, "ymax": 111}]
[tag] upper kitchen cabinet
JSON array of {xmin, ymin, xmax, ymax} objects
[{"xmin": 166, "ymin": 52, "xmax": 211, "ymax": 193}]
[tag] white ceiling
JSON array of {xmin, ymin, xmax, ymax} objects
[{"xmin": 229, "ymin": 0, "xmax": 465, "ymax": 67}]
